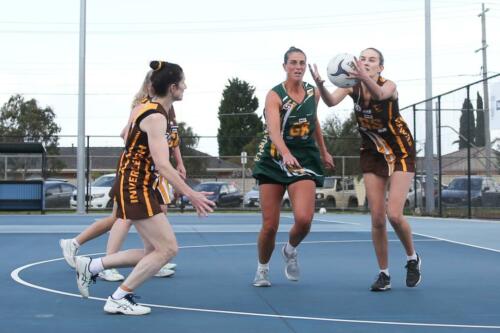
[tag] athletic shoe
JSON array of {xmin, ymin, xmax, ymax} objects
[
  {"xmin": 164, "ymin": 262, "xmax": 177, "ymax": 270},
  {"xmin": 75, "ymin": 256, "xmax": 97, "ymax": 298},
  {"xmin": 406, "ymin": 254, "xmax": 422, "ymax": 287},
  {"xmin": 281, "ymin": 245, "xmax": 300, "ymax": 281},
  {"xmin": 253, "ymin": 267, "xmax": 271, "ymax": 287},
  {"xmin": 154, "ymin": 266, "xmax": 175, "ymax": 278},
  {"xmin": 370, "ymin": 272, "xmax": 391, "ymax": 291},
  {"xmin": 103, "ymin": 294, "xmax": 151, "ymax": 315},
  {"xmin": 59, "ymin": 239, "xmax": 79, "ymax": 269},
  {"xmin": 98, "ymin": 269, "xmax": 125, "ymax": 282}
]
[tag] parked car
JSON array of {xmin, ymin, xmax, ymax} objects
[
  {"xmin": 405, "ymin": 176, "xmax": 446, "ymax": 209},
  {"xmin": 243, "ymin": 185, "xmax": 260, "ymax": 207},
  {"xmin": 70, "ymin": 173, "xmax": 115, "ymax": 209},
  {"xmin": 182, "ymin": 182, "xmax": 243, "ymax": 208},
  {"xmin": 315, "ymin": 176, "xmax": 359, "ymax": 208},
  {"xmin": 44, "ymin": 180, "xmax": 77, "ymax": 209},
  {"xmin": 243, "ymin": 185, "xmax": 290, "ymax": 208},
  {"xmin": 441, "ymin": 176, "xmax": 498, "ymax": 207}
]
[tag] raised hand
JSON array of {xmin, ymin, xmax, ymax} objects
[{"xmin": 308, "ymin": 63, "xmax": 325, "ymax": 85}]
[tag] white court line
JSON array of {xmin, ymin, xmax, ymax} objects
[
  {"xmin": 10, "ymin": 240, "xmax": 500, "ymax": 330},
  {"xmin": 413, "ymin": 232, "xmax": 500, "ymax": 253},
  {"xmin": 282, "ymin": 215, "xmax": 361, "ymax": 226}
]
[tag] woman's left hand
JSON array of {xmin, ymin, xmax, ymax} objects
[{"xmin": 321, "ymin": 151, "xmax": 335, "ymax": 170}]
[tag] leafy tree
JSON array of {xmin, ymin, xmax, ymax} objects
[
  {"xmin": 177, "ymin": 121, "xmax": 199, "ymax": 155},
  {"xmin": 0, "ymin": 94, "xmax": 63, "ymax": 177},
  {"xmin": 217, "ymin": 78, "xmax": 263, "ymax": 157},
  {"xmin": 457, "ymin": 98, "xmax": 475, "ymax": 149},
  {"xmin": 475, "ymin": 92, "xmax": 485, "ymax": 147},
  {"xmin": 321, "ymin": 112, "xmax": 361, "ymax": 176},
  {"xmin": 175, "ymin": 122, "xmax": 207, "ymax": 178}
]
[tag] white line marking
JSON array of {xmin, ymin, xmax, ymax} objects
[
  {"xmin": 413, "ymin": 232, "xmax": 500, "ymax": 253},
  {"xmin": 10, "ymin": 239, "xmax": 500, "ymax": 329},
  {"xmin": 282, "ymin": 215, "xmax": 361, "ymax": 225}
]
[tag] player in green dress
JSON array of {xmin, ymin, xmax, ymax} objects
[{"xmin": 252, "ymin": 47, "xmax": 334, "ymax": 287}]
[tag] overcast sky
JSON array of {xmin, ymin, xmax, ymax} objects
[{"xmin": 1, "ymin": 0, "xmax": 500, "ymax": 156}]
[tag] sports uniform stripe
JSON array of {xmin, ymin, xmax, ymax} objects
[
  {"xmin": 142, "ymin": 159, "xmax": 153, "ymax": 216},
  {"xmin": 387, "ymin": 101, "xmax": 409, "ymax": 159}
]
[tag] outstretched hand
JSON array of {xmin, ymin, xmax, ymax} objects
[
  {"xmin": 347, "ymin": 57, "xmax": 368, "ymax": 80},
  {"xmin": 187, "ymin": 191, "xmax": 215, "ymax": 217},
  {"xmin": 308, "ymin": 64, "xmax": 325, "ymax": 85}
]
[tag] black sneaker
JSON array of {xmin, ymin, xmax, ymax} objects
[
  {"xmin": 370, "ymin": 272, "xmax": 391, "ymax": 291},
  {"xmin": 405, "ymin": 254, "xmax": 422, "ymax": 287}
]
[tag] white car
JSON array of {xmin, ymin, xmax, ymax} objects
[
  {"xmin": 243, "ymin": 185, "xmax": 290, "ymax": 208},
  {"xmin": 70, "ymin": 173, "xmax": 115, "ymax": 209},
  {"xmin": 243, "ymin": 185, "xmax": 260, "ymax": 207}
]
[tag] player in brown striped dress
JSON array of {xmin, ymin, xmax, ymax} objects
[
  {"xmin": 309, "ymin": 48, "xmax": 421, "ymax": 292},
  {"xmin": 74, "ymin": 61, "xmax": 214, "ymax": 315}
]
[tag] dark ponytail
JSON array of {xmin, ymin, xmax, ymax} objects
[{"xmin": 149, "ymin": 60, "xmax": 183, "ymax": 97}]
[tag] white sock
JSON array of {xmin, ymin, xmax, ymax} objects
[
  {"xmin": 89, "ymin": 258, "xmax": 104, "ymax": 275},
  {"xmin": 380, "ymin": 268, "xmax": 390, "ymax": 276},
  {"xmin": 72, "ymin": 238, "xmax": 80, "ymax": 248},
  {"xmin": 258, "ymin": 262, "xmax": 269, "ymax": 271},
  {"xmin": 407, "ymin": 252, "xmax": 418, "ymax": 261},
  {"xmin": 284, "ymin": 242, "xmax": 296, "ymax": 255},
  {"xmin": 112, "ymin": 287, "xmax": 131, "ymax": 300}
]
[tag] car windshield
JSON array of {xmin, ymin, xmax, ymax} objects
[
  {"xmin": 92, "ymin": 176, "xmax": 115, "ymax": 187},
  {"xmin": 448, "ymin": 178, "xmax": 481, "ymax": 191},
  {"xmin": 324, "ymin": 178, "xmax": 335, "ymax": 188},
  {"xmin": 195, "ymin": 183, "xmax": 221, "ymax": 192}
]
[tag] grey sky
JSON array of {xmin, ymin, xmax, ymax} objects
[{"xmin": 1, "ymin": 0, "xmax": 500, "ymax": 155}]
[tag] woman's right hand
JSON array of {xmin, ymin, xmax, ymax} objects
[
  {"xmin": 186, "ymin": 191, "xmax": 215, "ymax": 217},
  {"xmin": 282, "ymin": 151, "xmax": 301, "ymax": 169},
  {"xmin": 308, "ymin": 63, "xmax": 325, "ymax": 86}
]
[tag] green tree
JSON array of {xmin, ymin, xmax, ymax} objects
[
  {"xmin": 176, "ymin": 122, "xmax": 207, "ymax": 177},
  {"xmin": 177, "ymin": 121, "xmax": 199, "ymax": 155},
  {"xmin": 321, "ymin": 112, "xmax": 361, "ymax": 176},
  {"xmin": 0, "ymin": 94, "xmax": 64, "ymax": 176},
  {"xmin": 217, "ymin": 78, "xmax": 262, "ymax": 157},
  {"xmin": 475, "ymin": 92, "xmax": 485, "ymax": 147},
  {"xmin": 457, "ymin": 98, "xmax": 475, "ymax": 149}
]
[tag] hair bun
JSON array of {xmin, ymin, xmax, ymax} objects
[{"xmin": 150, "ymin": 60, "xmax": 166, "ymax": 71}]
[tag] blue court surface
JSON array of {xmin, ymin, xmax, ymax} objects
[{"xmin": 1, "ymin": 213, "xmax": 500, "ymax": 333}]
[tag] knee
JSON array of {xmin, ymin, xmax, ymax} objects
[
  {"xmin": 160, "ymin": 242, "xmax": 178, "ymax": 262},
  {"xmin": 261, "ymin": 223, "xmax": 279, "ymax": 237},
  {"xmin": 386, "ymin": 209, "xmax": 403, "ymax": 226},
  {"xmin": 294, "ymin": 214, "xmax": 313, "ymax": 234},
  {"xmin": 371, "ymin": 214, "xmax": 387, "ymax": 231}
]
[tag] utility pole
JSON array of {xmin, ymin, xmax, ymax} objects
[
  {"xmin": 424, "ymin": 0, "xmax": 435, "ymax": 213},
  {"xmin": 476, "ymin": 3, "xmax": 491, "ymax": 176},
  {"xmin": 77, "ymin": 0, "xmax": 86, "ymax": 214}
]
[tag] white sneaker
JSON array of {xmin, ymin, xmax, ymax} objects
[
  {"xmin": 253, "ymin": 268, "xmax": 271, "ymax": 287},
  {"xmin": 282, "ymin": 245, "xmax": 300, "ymax": 281},
  {"xmin": 103, "ymin": 294, "xmax": 151, "ymax": 315},
  {"xmin": 164, "ymin": 262, "xmax": 177, "ymax": 270},
  {"xmin": 98, "ymin": 269, "xmax": 125, "ymax": 282},
  {"xmin": 59, "ymin": 239, "xmax": 79, "ymax": 269},
  {"xmin": 154, "ymin": 265, "xmax": 175, "ymax": 277},
  {"xmin": 75, "ymin": 256, "xmax": 96, "ymax": 298}
]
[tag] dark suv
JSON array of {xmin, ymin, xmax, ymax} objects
[
  {"xmin": 182, "ymin": 182, "xmax": 243, "ymax": 208},
  {"xmin": 441, "ymin": 176, "xmax": 498, "ymax": 207},
  {"xmin": 44, "ymin": 180, "xmax": 77, "ymax": 209}
]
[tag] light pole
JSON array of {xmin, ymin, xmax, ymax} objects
[{"xmin": 241, "ymin": 151, "xmax": 247, "ymax": 195}]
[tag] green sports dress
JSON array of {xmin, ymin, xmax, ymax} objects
[{"xmin": 252, "ymin": 82, "xmax": 324, "ymax": 187}]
